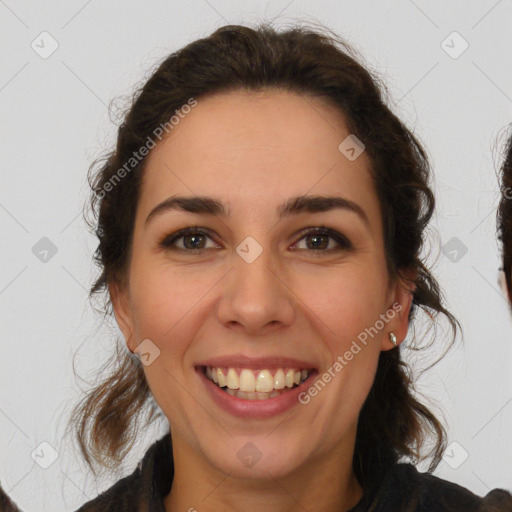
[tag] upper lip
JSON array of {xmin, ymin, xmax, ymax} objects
[{"xmin": 196, "ymin": 355, "xmax": 318, "ymax": 370}]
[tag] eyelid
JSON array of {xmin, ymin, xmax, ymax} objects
[
  {"xmin": 295, "ymin": 226, "xmax": 351, "ymax": 243},
  {"xmin": 158, "ymin": 226, "xmax": 352, "ymax": 253},
  {"xmin": 159, "ymin": 227, "xmax": 220, "ymax": 251}
]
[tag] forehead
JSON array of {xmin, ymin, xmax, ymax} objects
[{"xmin": 138, "ymin": 89, "xmax": 378, "ymax": 223}]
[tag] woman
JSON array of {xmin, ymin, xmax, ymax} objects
[
  {"xmin": 0, "ymin": 486, "xmax": 20, "ymax": 512},
  {"xmin": 5, "ymin": 22, "xmax": 511, "ymax": 512},
  {"xmin": 65, "ymin": 23, "xmax": 512, "ymax": 511},
  {"xmin": 498, "ymin": 131, "xmax": 512, "ymax": 299}
]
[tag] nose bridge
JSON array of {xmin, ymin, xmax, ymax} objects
[
  {"xmin": 234, "ymin": 238, "xmax": 275, "ymax": 293},
  {"xmin": 217, "ymin": 235, "xmax": 294, "ymax": 333}
]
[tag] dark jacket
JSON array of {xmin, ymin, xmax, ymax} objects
[
  {"xmin": 0, "ymin": 484, "xmax": 21, "ymax": 512},
  {"xmin": 75, "ymin": 433, "xmax": 512, "ymax": 512},
  {"xmin": 2, "ymin": 434, "xmax": 512, "ymax": 511}
]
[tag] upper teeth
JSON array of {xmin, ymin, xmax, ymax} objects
[{"xmin": 206, "ymin": 367, "xmax": 309, "ymax": 392}]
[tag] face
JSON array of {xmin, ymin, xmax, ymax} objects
[{"xmin": 111, "ymin": 89, "xmax": 413, "ymax": 481}]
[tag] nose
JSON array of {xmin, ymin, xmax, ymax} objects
[{"xmin": 217, "ymin": 244, "xmax": 295, "ymax": 335}]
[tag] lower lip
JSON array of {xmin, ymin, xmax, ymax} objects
[{"xmin": 196, "ymin": 367, "xmax": 318, "ymax": 419}]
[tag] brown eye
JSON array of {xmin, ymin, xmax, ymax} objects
[
  {"xmin": 159, "ymin": 228, "xmax": 220, "ymax": 252},
  {"xmin": 292, "ymin": 227, "xmax": 352, "ymax": 252}
]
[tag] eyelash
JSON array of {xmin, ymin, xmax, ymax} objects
[{"xmin": 158, "ymin": 226, "xmax": 352, "ymax": 255}]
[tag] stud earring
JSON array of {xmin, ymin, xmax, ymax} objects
[{"xmin": 389, "ymin": 332, "xmax": 397, "ymax": 346}]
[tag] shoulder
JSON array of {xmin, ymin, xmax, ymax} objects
[
  {"xmin": 75, "ymin": 466, "xmax": 143, "ymax": 512},
  {"xmin": 75, "ymin": 433, "xmax": 172, "ymax": 512},
  {"xmin": 0, "ymin": 481, "xmax": 22, "ymax": 512},
  {"xmin": 371, "ymin": 463, "xmax": 512, "ymax": 512}
]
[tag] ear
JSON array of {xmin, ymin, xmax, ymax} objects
[
  {"xmin": 380, "ymin": 268, "xmax": 416, "ymax": 351},
  {"xmin": 109, "ymin": 280, "xmax": 135, "ymax": 353}
]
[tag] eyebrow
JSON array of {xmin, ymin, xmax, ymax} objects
[{"xmin": 145, "ymin": 194, "xmax": 370, "ymax": 227}]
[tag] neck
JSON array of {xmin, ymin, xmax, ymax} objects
[{"xmin": 164, "ymin": 429, "xmax": 363, "ymax": 512}]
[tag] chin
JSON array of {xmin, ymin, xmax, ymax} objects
[{"xmin": 199, "ymin": 433, "xmax": 312, "ymax": 481}]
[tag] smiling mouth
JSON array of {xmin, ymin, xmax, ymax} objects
[{"xmin": 201, "ymin": 366, "xmax": 313, "ymax": 400}]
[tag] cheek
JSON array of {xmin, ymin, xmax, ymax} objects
[
  {"xmin": 129, "ymin": 260, "xmax": 209, "ymax": 338},
  {"xmin": 296, "ymin": 261, "xmax": 389, "ymax": 342},
  {"xmin": 128, "ymin": 266, "xmax": 205, "ymax": 416},
  {"xmin": 298, "ymin": 262, "xmax": 388, "ymax": 399}
]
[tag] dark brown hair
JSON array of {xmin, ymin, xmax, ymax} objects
[
  {"xmin": 498, "ymin": 130, "xmax": 512, "ymax": 296},
  {"xmin": 68, "ymin": 22, "xmax": 458, "ymax": 493}
]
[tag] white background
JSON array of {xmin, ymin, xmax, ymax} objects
[{"xmin": 1, "ymin": 1, "xmax": 512, "ymax": 510}]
